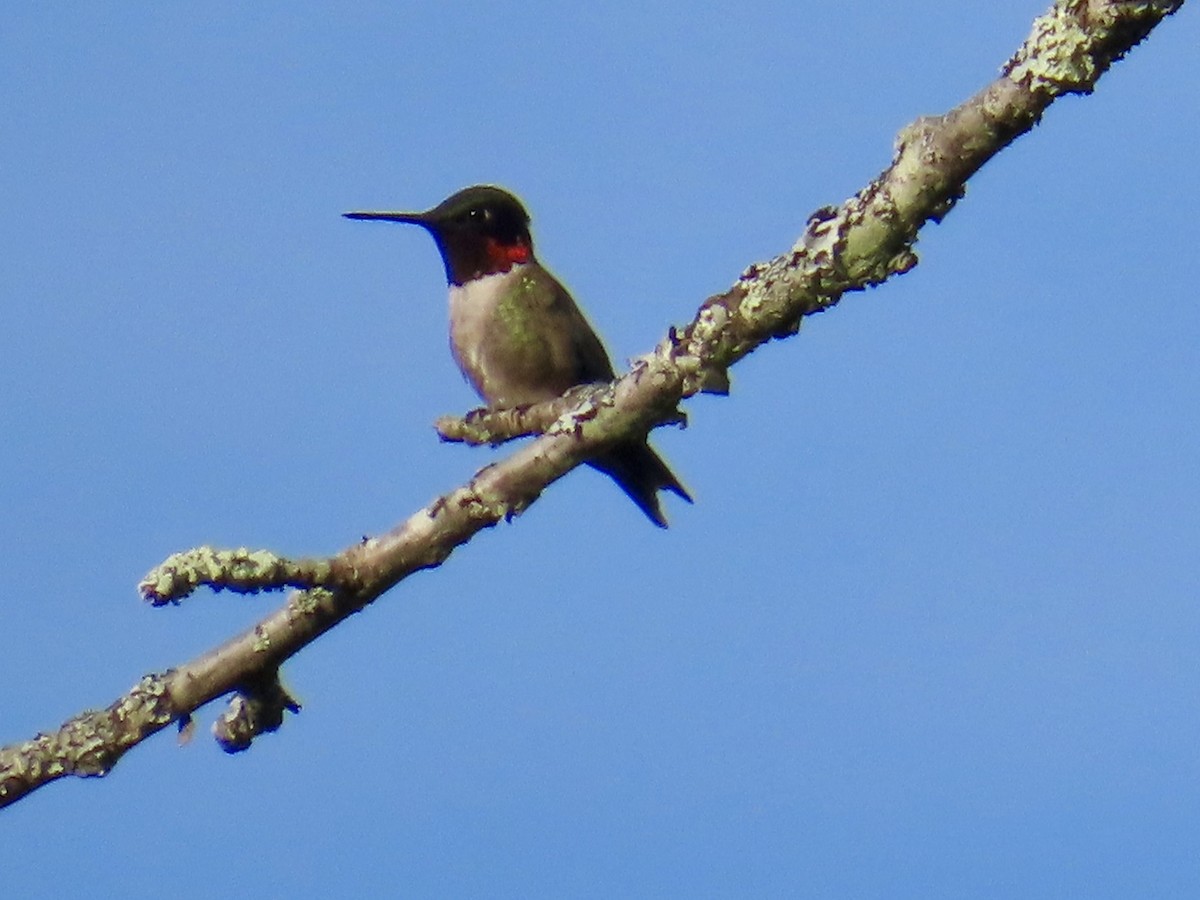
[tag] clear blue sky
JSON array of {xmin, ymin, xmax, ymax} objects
[{"xmin": 3, "ymin": 3, "xmax": 1198, "ymax": 897}]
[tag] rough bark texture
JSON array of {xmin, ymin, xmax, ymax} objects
[{"xmin": 0, "ymin": 0, "xmax": 1186, "ymax": 809}]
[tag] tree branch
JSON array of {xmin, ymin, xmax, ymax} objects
[{"xmin": 0, "ymin": 0, "xmax": 1185, "ymax": 809}]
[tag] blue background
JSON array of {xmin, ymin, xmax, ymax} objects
[{"xmin": 2, "ymin": 3, "xmax": 1198, "ymax": 896}]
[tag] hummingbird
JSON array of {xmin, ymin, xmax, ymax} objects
[{"xmin": 345, "ymin": 184, "xmax": 691, "ymax": 527}]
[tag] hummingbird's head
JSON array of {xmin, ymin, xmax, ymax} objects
[{"xmin": 345, "ymin": 185, "xmax": 535, "ymax": 286}]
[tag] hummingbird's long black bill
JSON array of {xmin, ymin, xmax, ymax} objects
[{"xmin": 342, "ymin": 210, "xmax": 430, "ymax": 224}]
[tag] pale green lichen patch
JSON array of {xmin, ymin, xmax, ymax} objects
[
  {"xmin": 1008, "ymin": 4, "xmax": 1101, "ymax": 95},
  {"xmin": 1006, "ymin": 1, "xmax": 1181, "ymax": 97},
  {"xmin": 842, "ymin": 210, "xmax": 907, "ymax": 285},
  {"xmin": 252, "ymin": 623, "xmax": 271, "ymax": 653},
  {"xmin": 0, "ymin": 673, "xmax": 176, "ymax": 799},
  {"xmin": 139, "ymin": 546, "xmax": 336, "ymax": 605},
  {"xmin": 288, "ymin": 587, "xmax": 331, "ymax": 617},
  {"xmin": 687, "ymin": 299, "xmax": 731, "ymax": 362},
  {"xmin": 546, "ymin": 386, "xmax": 608, "ymax": 438}
]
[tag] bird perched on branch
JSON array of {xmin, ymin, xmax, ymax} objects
[{"xmin": 346, "ymin": 185, "xmax": 690, "ymax": 526}]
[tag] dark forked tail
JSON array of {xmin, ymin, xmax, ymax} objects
[{"xmin": 589, "ymin": 441, "xmax": 692, "ymax": 528}]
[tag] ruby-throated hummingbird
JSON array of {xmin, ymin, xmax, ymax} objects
[{"xmin": 344, "ymin": 185, "xmax": 691, "ymax": 527}]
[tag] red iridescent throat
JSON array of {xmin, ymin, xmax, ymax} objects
[{"xmin": 485, "ymin": 236, "xmax": 531, "ymax": 271}]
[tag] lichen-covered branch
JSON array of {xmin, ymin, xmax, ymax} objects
[
  {"xmin": 0, "ymin": 0, "xmax": 1184, "ymax": 809},
  {"xmin": 435, "ymin": 384, "xmax": 690, "ymax": 447},
  {"xmin": 140, "ymin": 546, "xmax": 338, "ymax": 605}
]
